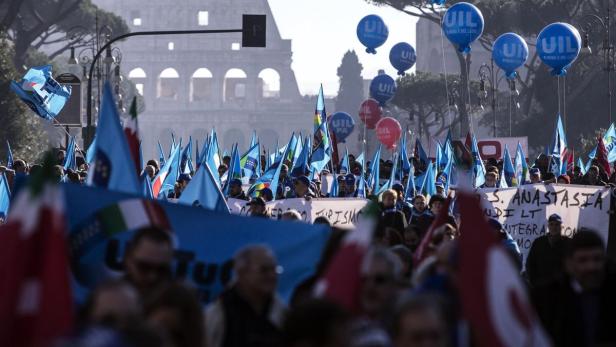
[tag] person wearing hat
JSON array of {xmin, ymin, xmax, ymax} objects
[
  {"xmin": 227, "ymin": 178, "xmax": 247, "ymax": 200},
  {"xmin": 526, "ymin": 213, "xmax": 571, "ymax": 288},
  {"xmin": 293, "ymin": 176, "xmax": 315, "ymax": 200},
  {"xmin": 343, "ymin": 174, "xmax": 356, "ymax": 197},
  {"xmin": 246, "ymin": 197, "xmax": 268, "ymax": 218},
  {"xmin": 529, "ymin": 167, "xmax": 542, "ymax": 184}
]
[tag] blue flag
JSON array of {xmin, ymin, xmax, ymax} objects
[
  {"xmin": 241, "ymin": 142, "xmax": 261, "ymax": 182},
  {"xmin": 367, "ymin": 145, "xmax": 382, "ymax": 192},
  {"xmin": 152, "ymin": 145, "xmax": 181, "ymax": 198},
  {"xmin": 64, "ymin": 183, "xmax": 328, "ymax": 305},
  {"xmin": 87, "ymin": 83, "xmax": 140, "ymax": 195},
  {"xmin": 250, "ymin": 130, "xmax": 258, "ymax": 148},
  {"xmin": 158, "ymin": 141, "xmax": 166, "ymax": 167},
  {"xmin": 339, "ymin": 147, "xmax": 350, "ymax": 175},
  {"xmin": 141, "ymin": 172, "xmax": 153, "ymax": 199},
  {"xmin": 414, "ymin": 139, "xmax": 429, "ymax": 168},
  {"xmin": 63, "ymin": 136, "xmax": 77, "ymax": 171},
  {"xmin": 10, "ymin": 65, "xmax": 71, "ymax": 120},
  {"xmin": 86, "ymin": 137, "xmax": 97, "ymax": 164},
  {"xmin": 329, "ymin": 173, "xmax": 339, "ymax": 197},
  {"xmin": 514, "ymin": 142, "xmax": 528, "ymax": 185},
  {"xmin": 502, "ymin": 145, "xmax": 515, "ymax": 187},
  {"xmin": 0, "ymin": 172, "xmax": 10, "ymax": 219},
  {"xmin": 578, "ymin": 157, "xmax": 587, "ymax": 175},
  {"xmin": 180, "ymin": 136, "xmax": 194, "ymax": 174},
  {"xmin": 470, "ymin": 134, "xmax": 486, "ymax": 187},
  {"xmin": 179, "ymin": 163, "xmax": 229, "ymax": 213},
  {"xmin": 377, "ymin": 153, "xmax": 398, "ymax": 195},
  {"xmin": 400, "ymin": 134, "xmax": 411, "ymax": 174},
  {"xmin": 549, "ymin": 114, "xmax": 567, "ymax": 177},
  {"xmin": 416, "ymin": 162, "xmax": 436, "ymax": 196},
  {"xmin": 291, "ymin": 137, "xmax": 310, "ymax": 178},
  {"xmin": 403, "ymin": 163, "xmax": 416, "ymax": 202},
  {"xmin": 310, "ymin": 86, "xmax": 331, "ymax": 173},
  {"xmin": 223, "ymin": 144, "xmax": 241, "ymax": 195},
  {"xmin": 6, "ymin": 141, "xmax": 13, "ymax": 169}
]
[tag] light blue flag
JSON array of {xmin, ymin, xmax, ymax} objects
[
  {"xmin": 584, "ymin": 158, "xmax": 592, "ymax": 174},
  {"xmin": 400, "ymin": 134, "xmax": 411, "ymax": 174},
  {"xmin": 87, "ymin": 83, "xmax": 140, "ymax": 195},
  {"xmin": 578, "ymin": 157, "xmax": 587, "ymax": 175},
  {"xmin": 329, "ymin": 173, "xmax": 339, "ymax": 197},
  {"xmin": 502, "ymin": 145, "xmax": 515, "ymax": 187},
  {"xmin": 587, "ymin": 124, "xmax": 616, "ymax": 163},
  {"xmin": 403, "ymin": 163, "xmax": 416, "ymax": 202},
  {"xmin": 499, "ymin": 170, "xmax": 508, "ymax": 188},
  {"xmin": 156, "ymin": 145, "xmax": 181, "ymax": 198},
  {"xmin": 0, "ymin": 172, "xmax": 10, "ymax": 219},
  {"xmin": 206, "ymin": 132, "xmax": 221, "ymax": 186},
  {"xmin": 195, "ymin": 139, "xmax": 200, "ymax": 169},
  {"xmin": 414, "ymin": 139, "xmax": 429, "ymax": 168},
  {"xmin": 10, "ymin": 65, "xmax": 71, "ymax": 120},
  {"xmin": 241, "ymin": 142, "xmax": 260, "ymax": 182},
  {"xmin": 310, "ymin": 85, "xmax": 332, "ymax": 174},
  {"xmin": 223, "ymin": 144, "xmax": 241, "ymax": 195},
  {"xmin": 158, "ymin": 141, "xmax": 166, "ymax": 167},
  {"xmin": 417, "ymin": 162, "xmax": 436, "ymax": 196},
  {"xmin": 356, "ymin": 152, "xmax": 365, "ymax": 169},
  {"xmin": 549, "ymin": 114, "xmax": 567, "ymax": 177},
  {"xmin": 291, "ymin": 137, "xmax": 310, "ymax": 178},
  {"xmin": 441, "ymin": 156, "xmax": 454, "ymax": 191},
  {"xmin": 178, "ymin": 163, "xmax": 229, "ymax": 213},
  {"xmin": 141, "ymin": 172, "xmax": 153, "ymax": 199},
  {"xmin": 367, "ymin": 145, "xmax": 382, "ymax": 192},
  {"xmin": 180, "ymin": 136, "xmax": 194, "ymax": 174},
  {"xmin": 435, "ymin": 141, "xmax": 443, "ymax": 172},
  {"xmin": 63, "ymin": 136, "xmax": 77, "ymax": 171},
  {"xmin": 6, "ymin": 141, "xmax": 13, "ymax": 169},
  {"xmin": 515, "ymin": 142, "xmax": 529, "ymax": 185},
  {"xmin": 441, "ymin": 138, "xmax": 453, "ymax": 172},
  {"xmin": 266, "ymin": 139, "xmax": 292, "ymax": 201},
  {"xmin": 86, "ymin": 137, "xmax": 97, "ymax": 164},
  {"xmin": 339, "ymin": 147, "xmax": 350, "ymax": 175},
  {"xmin": 470, "ymin": 135, "xmax": 486, "ymax": 187},
  {"xmin": 250, "ymin": 130, "xmax": 258, "ymax": 148},
  {"xmin": 170, "ymin": 133, "xmax": 176, "ymax": 160}
]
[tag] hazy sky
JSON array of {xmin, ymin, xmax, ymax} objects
[{"xmin": 268, "ymin": 0, "xmax": 417, "ymax": 96}]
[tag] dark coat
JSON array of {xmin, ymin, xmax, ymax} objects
[
  {"xmin": 532, "ymin": 269, "xmax": 616, "ymax": 347},
  {"xmin": 525, "ymin": 235, "xmax": 570, "ymax": 288}
]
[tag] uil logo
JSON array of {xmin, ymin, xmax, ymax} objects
[
  {"xmin": 502, "ymin": 43, "xmax": 525, "ymax": 59},
  {"xmin": 401, "ymin": 50, "xmax": 415, "ymax": 62},
  {"xmin": 364, "ymin": 19, "xmax": 387, "ymax": 35},
  {"xmin": 541, "ymin": 36, "xmax": 578, "ymax": 54},
  {"xmin": 444, "ymin": 10, "xmax": 479, "ymax": 28},
  {"xmin": 378, "ymin": 83, "xmax": 395, "ymax": 94}
]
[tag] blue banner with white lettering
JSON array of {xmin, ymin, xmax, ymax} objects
[{"xmin": 63, "ymin": 183, "xmax": 329, "ymax": 305}]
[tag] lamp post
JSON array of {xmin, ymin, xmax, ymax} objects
[{"xmin": 580, "ymin": 4, "xmax": 614, "ymax": 125}]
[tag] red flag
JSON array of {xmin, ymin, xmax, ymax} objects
[
  {"xmin": 413, "ymin": 197, "xmax": 451, "ymax": 267},
  {"xmin": 314, "ymin": 203, "xmax": 379, "ymax": 314},
  {"xmin": 565, "ymin": 148, "xmax": 574, "ymax": 173},
  {"xmin": 0, "ymin": 183, "xmax": 73, "ymax": 346},
  {"xmin": 457, "ymin": 193, "xmax": 550, "ymax": 347},
  {"xmin": 124, "ymin": 97, "xmax": 141, "ymax": 176},
  {"xmin": 597, "ymin": 136, "xmax": 611, "ymax": 176}
]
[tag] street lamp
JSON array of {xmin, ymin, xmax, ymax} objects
[
  {"xmin": 580, "ymin": 4, "xmax": 614, "ymax": 125},
  {"xmin": 478, "ymin": 61, "xmax": 498, "ymax": 137}
]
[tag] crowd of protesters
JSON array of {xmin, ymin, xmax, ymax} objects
[{"xmin": 2, "ymin": 148, "xmax": 616, "ymax": 347}]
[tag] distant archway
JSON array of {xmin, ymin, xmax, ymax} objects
[
  {"xmin": 157, "ymin": 68, "xmax": 180, "ymax": 99},
  {"xmin": 190, "ymin": 68, "xmax": 213, "ymax": 102},
  {"xmin": 128, "ymin": 67, "xmax": 147, "ymax": 96},
  {"xmin": 258, "ymin": 68, "xmax": 280, "ymax": 99},
  {"xmin": 223, "ymin": 68, "xmax": 247, "ymax": 102}
]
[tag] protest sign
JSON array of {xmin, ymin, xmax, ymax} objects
[
  {"xmin": 63, "ymin": 184, "xmax": 330, "ymax": 305},
  {"xmin": 477, "ymin": 184, "xmax": 612, "ymax": 268},
  {"xmin": 228, "ymin": 197, "xmax": 369, "ymax": 227}
]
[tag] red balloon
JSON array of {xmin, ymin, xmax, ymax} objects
[
  {"xmin": 375, "ymin": 117, "xmax": 402, "ymax": 149},
  {"xmin": 358, "ymin": 99, "xmax": 382, "ymax": 129}
]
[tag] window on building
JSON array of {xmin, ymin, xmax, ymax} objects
[
  {"xmin": 231, "ymin": 42, "xmax": 240, "ymax": 51},
  {"xmin": 168, "ymin": 42, "xmax": 174, "ymax": 51},
  {"xmin": 131, "ymin": 11, "xmax": 142, "ymax": 26},
  {"xmin": 135, "ymin": 83, "xmax": 144, "ymax": 96},
  {"xmin": 198, "ymin": 11, "xmax": 209, "ymax": 26}
]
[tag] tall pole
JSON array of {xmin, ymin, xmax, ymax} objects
[
  {"xmin": 84, "ymin": 28, "xmax": 243, "ymax": 148},
  {"xmin": 608, "ymin": 5, "xmax": 612, "ymax": 125},
  {"xmin": 491, "ymin": 59, "xmax": 497, "ymax": 137}
]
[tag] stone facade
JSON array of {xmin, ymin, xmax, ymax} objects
[{"xmin": 93, "ymin": 0, "xmax": 316, "ymax": 160}]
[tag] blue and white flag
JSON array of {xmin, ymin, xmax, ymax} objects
[
  {"xmin": 0, "ymin": 172, "xmax": 10, "ymax": 219},
  {"xmin": 10, "ymin": 65, "xmax": 71, "ymax": 120},
  {"xmin": 470, "ymin": 134, "xmax": 486, "ymax": 187},
  {"xmin": 63, "ymin": 136, "xmax": 77, "ymax": 171},
  {"xmin": 502, "ymin": 145, "xmax": 515, "ymax": 187},
  {"xmin": 549, "ymin": 114, "xmax": 567, "ymax": 177},
  {"xmin": 367, "ymin": 145, "xmax": 382, "ymax": 192},
  {"xmin": 6, "ymin": 141, "xmax": 13, "ymax": 169},
  {"xmin": 179, "ymin": 163, "xmax": 229, "ymax": 213},
  {"xmin": 339, "ymin": 147, "xmax": 350, "ymax": 175}
]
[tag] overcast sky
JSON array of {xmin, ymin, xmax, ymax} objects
[{"xmin": 267, "ymin": 0, "xmax": 417, "ymax": 96}]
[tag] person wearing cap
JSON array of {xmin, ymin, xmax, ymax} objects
[
  {"xmin": 529, "ymin": 167, "xmax": 542, "ymax": 184},
  {"xmin": 246, "ymin": 197, "xmax": 269, "ymax": 218},
  {"xmin": 293, "ymin": 176, "xmax": 315, "ymax": 200},
  {"xmin": 335, "ymin": 175, "xmax": 347, "ymax": 198},
  {"xmin": 526, "ymin": 213, "xmax": 571, "ymax": 288},
  {"xmin": 277, "ymin": 164, "xmax": 294, "ymax": 197},
  {"xmin": 487, "ymin": 218, "xmax": 522, "ymax": 271},
  {"xmin": 227, "ymin": 178, "xmax": 247, "ymax": 200}
]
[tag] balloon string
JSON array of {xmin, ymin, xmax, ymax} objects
[
  {"xmin": 466, "ymin": 54, "xmax": 473, "ymax": 134},
  {"xmin": 557, "ymin": 76, "xmax": 562, "ymax": 117},
  {"xmin": 439, "ymin": 26, "xmax": 452, "ymax": 129},
  {"xmin": 509, "ymin": 89, "xmax": 513, "ymax": 137},
  {"xmin": 563, "ymin": 76, "xmax": 567, "ymax": 133}
]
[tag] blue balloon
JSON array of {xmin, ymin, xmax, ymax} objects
[
  {"xmin": 328, "ymin": 112, "xmax": 355, "ymax": 143},
  {"xmin": 441, "ymin": 2, "xmax": 484, "ymax": 54},
  {"xmin": 389, "ymin": 42, "xmax": 417, "ymax": 76},
  {"xmin": 432, "ymin": 0, "xmax": 446, "ymax": 4},
  {"xmin": 537, "ymin": 22, "xmax": 581, "ymax": 76},
  {"xmin": 357, "ymin": 15, "xmax": 389, "ymax": 54},
  {"xmin": 492, "ymin": 33, "xmax": 529, "ymax": 79},
  {"xmin": 370, "ymin": 74, "xmax": 397, "ymax": 106}
]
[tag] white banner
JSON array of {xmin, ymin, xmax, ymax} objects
[
  {"xmin": 228, "ymin": 198, "xmax": 369, "ymax": 227},
  {"xmin": 477, "ymin": 184, "xmax": 611, "ymax": 268}
]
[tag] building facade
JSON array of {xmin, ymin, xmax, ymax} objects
[{"xmin": 93, "ymin": 0, "xmax": 316, "ymax": 160}]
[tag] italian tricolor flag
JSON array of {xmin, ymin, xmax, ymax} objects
[{"xmin": 124, "ymin": 97, "xmax": 141, "ymax": 176}]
